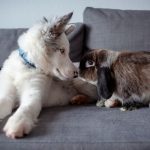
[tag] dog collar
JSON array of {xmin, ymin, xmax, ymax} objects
[{"xmin": 18, "ymin": 48, "xmax": 36, "ymax": 68}]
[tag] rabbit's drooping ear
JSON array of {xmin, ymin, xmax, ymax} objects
[{"xmin": 97, "ymin": 67, "xmax": 115, "ymax": 99}]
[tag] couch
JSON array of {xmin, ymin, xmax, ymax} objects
[{"xmin": 0, "ymin": 7, "xmax": 150, "ymax": 150}]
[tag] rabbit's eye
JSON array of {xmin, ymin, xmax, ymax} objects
[{"xmin": 85, "ymin": 60, "xmax": 95, "ymax": 68}]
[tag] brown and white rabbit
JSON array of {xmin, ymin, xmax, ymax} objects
[{"xmin": 79, "ymin": 49, "xmax": 150, "ymax": 110}]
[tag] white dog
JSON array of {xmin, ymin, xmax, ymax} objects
[{"xmin": 0, "ymin": 13, "xmax": 97, "ymax": 139}]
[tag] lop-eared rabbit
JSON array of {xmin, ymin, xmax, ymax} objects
[{"xmin": 79, "ymin": 49, "xmax": 150, "ymax": 111}]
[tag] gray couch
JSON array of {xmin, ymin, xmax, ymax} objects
[{"xmin": 0, "ymin": 7, "xmax": 150, "ymax": 150}]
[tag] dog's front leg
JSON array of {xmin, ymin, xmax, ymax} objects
[{"xmin": 3, "ymin": 82, "xmax": 43, "ymax": 139}]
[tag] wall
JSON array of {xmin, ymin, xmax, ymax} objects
[{"xmin": 0, "ymin": 0, "xmax": 150, "ymax": 28}]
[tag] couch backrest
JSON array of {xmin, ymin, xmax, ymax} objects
[
  {"xmin": 0, "ymin": 23, "xmax": 84, "ymax": 67},
  {"xmin": 83, "ymin": 7, "xmax": 150, "ymax": 52},
  {"xmin": 0, "ymin": 29, "xmax": 26, "ymax": 67}
]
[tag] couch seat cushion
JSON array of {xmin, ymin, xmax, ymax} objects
[{"xmin": 1, "ymin": 106, "xmax": 150, "ymax": 150}]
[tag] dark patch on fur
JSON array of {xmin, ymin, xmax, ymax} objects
[
  {"xmin": 79, "ymin": 51, "xmax": 97, "ymax": 81},
  {"xmin": 97, "ymin": 67, "xmax": 115, "ymax": 99},
  {"xmin": 122, "ymin": 100, "xmax": 148, "ymax": 111},
  {"xmin": 112, "ymin": 51, "xmax": 150, "ymax": 100},
  {"xmin": 79, "ymin": 49, "xmax": 107, "ymax": 81}
]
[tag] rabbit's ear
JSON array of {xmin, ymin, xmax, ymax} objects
[{"xmin": 97, "ymin": 67, "xmax": 115, "ymax": 99}]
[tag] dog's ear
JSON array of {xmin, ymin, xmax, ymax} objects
[
  {"xmin": 50, "ymin": 12, "xmax": 73, "ymax": 38},
  {"xmin": 65, "ymin": 24, "xmax": 75, "ymax": 35},
  {"xmin": 97, "ymin": 67, "xmax": 115, "ymax": 99},
  {"xmin": 42, "ymin": 17, "xmax": 48, "ymax": 23}
]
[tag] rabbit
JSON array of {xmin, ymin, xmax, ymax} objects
[{"xmin": 79, "ymin": 49, "xmax": 150, "ymax": 110}]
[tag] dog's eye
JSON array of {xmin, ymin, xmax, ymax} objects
[
  {"xmin": 60, "ymin": 48, "xmax": 65, "ymax": 54},
  {"xmin": 85, "ymin": 60, "xmax": 95, "ymax": 68}
]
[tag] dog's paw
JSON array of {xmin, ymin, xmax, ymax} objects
[
  {"xmin": 3, "ymin": 115, "xmax": 34, "ymax": 139},
  {"xmin": 105, "ymin": 99, "xmax": 121, "ymax": 108},
  {"xmin": 70, "ymin": 95, "xmax": 89, "ymax": 105}
]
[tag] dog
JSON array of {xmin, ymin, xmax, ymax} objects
[
  {"xmin": 79, "ymin": 49, "xmax": 150, "ymax": 110},
  {"xmin": 0, "ymin": 12, "xmax": 97, "ymax": 139}
]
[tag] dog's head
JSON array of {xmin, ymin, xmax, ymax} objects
[
  {"xmin": 18, "ymin": 12, "xmax": 78, "ymax": 80},
  {"xmin": 79, "ymin": 49, "xmax": 116, "ymax": 99}
]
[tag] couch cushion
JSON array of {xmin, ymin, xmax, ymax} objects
[
  {"xmin": 1, "ymin": 106, "xmax": 150, "ymax": 150},
  {"xmin": 68, "ymin": 23, "xmax": 84, "ymax": 62},
  {"xmin": 0, "ymin": 29, "xmax": 27, "ymax": 68},
  {"xmin": 84, "ymin": 7, "xmax": 150, "ymax": 52},
  {"xmin": 0, "ymin": 23, "xmax": 84, "ymax": 67}
]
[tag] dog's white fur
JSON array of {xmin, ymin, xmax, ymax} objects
[{"xmin": 0, "ymin": 13, "xmax": 97, "ymax": 139}]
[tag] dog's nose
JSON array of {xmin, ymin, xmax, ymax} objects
[{"xmin": 73, "ymin": 71, "xmax": 78, "ymax": 78}]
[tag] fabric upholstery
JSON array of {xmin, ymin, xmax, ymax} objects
[
  {"xmin": 0, "ymin": 106, "xmax": 150, "ymax": 150},
  {"xmin": 83, "ymin": 7, "xmax": 150, "ymax": 52},
  {"xmin": 68, "ymin": 23, "xmax": 84, "ymax": 62}
]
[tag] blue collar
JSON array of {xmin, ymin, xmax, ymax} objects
[{"xmin": 18, "ymin": 48, "xmax": 36, "ymax": 68}]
